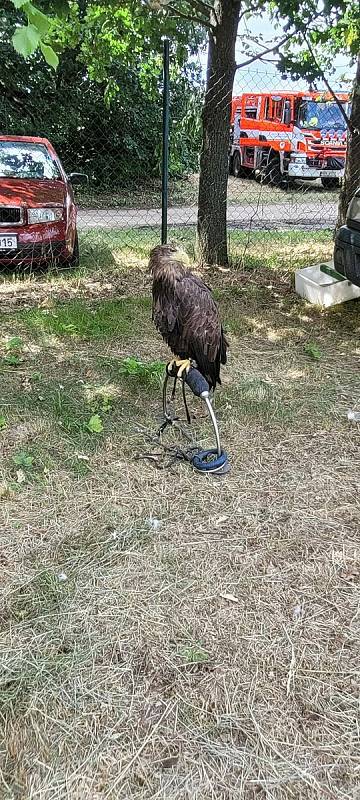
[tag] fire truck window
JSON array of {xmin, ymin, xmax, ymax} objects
[
  {"xmin": 245, "ymin": 106, "xmax": 257, "ymax": 119},
  {"xmin": 272, "ymin": 100, "xmax": 284, "ymax": 121},
  {"xmin": 264, "ymin": 98, "xmax": 270, "ymax": 118}
]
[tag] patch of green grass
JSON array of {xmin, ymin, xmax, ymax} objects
[
  {"xmin": 179, "ymin": 645, "xmax": 210, "ymax": 665},
  {"xmin": 95, "ymin": 355, "xmax": 166, "ymax": 398},
  {"xmin": 78, "ymin": 228, "xmax": 160, "ymax": 269},
  {"xmin": 6, "ymin": 336, "xmax": 23, "ymax": 351},
  {"xmin": 229, "ymin": 230, "xmax": 332, "ymax": 271},
  {"xmin": 0, "ymin": 353, "xmax": 149, "ymax": 479},
  {"xmin": 9, "ymin": 449, "xmax": 49, "ymax": 487},
  {"xmin": 27, "ymin": 380, "xmax": 90, "ymax": 434},
  {"xmin": 304, "ymin": 342, "xmax": 323, "ymax": 361},
  {"xmin": 12, "ymin": 451, "xmax": 34, "ymax": 469},
  {"xmin": 1, "ymin": 373, "xmax": 95, "ymax": 452},
  {"xmin": 118, "ymin": 357, "xmax": 165, "ymax": 388},
  {"xmin": 8, "ymin": 569, "xmax": 73, "ymax": 624},
  {"xmin": 18, "ymin": 297, "xmax": 152, "ymax": 341},
  {"xmin": 0, "ymin": 335, "xmax": 24, "ymax": 367},
  {"xmin": 76, "ymin": 227, "xmax": 332, "ymax": 278}
]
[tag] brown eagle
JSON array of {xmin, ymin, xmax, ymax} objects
[{"xmin": 149, "ymin": 244, "xmax": 228, "ymax": 390}]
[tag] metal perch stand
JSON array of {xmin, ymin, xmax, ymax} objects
[{"xmin": 160, "ymin": 363, "xmax": 229, "ymax": 474}]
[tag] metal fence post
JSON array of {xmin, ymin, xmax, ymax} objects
[{"xmin": 161, "ymin": 38, "xmax": 170, "ymax": 245}]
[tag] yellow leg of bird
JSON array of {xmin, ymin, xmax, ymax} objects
[
  {"xmin": 174, "ymin": 358, "xmax": 191, "ymax": 378},
  {"xmin": 167, "ymin": 358, "xmax": 192, "ymax": 378}
]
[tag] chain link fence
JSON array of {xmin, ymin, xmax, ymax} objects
[{"xmin": 0, "ymin": 56, "xmax": 354, "ymax": 274}]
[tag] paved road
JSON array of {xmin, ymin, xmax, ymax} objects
[{"xmin": 77, "ymin": 200, "xmax": 338, "ymax": 231}]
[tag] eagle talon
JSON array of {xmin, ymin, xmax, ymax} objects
[{"xmin": 167, "ymin": 358, "xmax": 192, "ymax": 379}]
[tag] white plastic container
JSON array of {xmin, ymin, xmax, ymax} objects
[{"xmin": 295, "ymin": 261, "xmax": 360, "ymax": 307}]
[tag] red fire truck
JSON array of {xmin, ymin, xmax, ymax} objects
[{"xmin": 229, "ymin": 91, "xmax": 349, "ymax": 188}]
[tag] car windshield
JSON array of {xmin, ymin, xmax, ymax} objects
[
  {"xmin": 297, "ymin": 101, "xmax": 347, "ymax": 132},
  {"xmin": 0, "ymin": 142, "xmax": 61, "ymax": 180}
]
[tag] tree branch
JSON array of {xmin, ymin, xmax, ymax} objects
[
  {"xmin": 185, "ymin": 0, "xmax": 213, "ymax": 13},
  {"xmin": 236, "ymin": 31, "xmax": 297, "ymax": 70},
  {"xmin": 237, "ymin": 4, "xmax": 260, "ymax": 25},
  {"xmin": 166, "ymin": 3, "xmax": 211, "ymax": 28},
  {"xmin": 302, "ymin": 31, "xmax": 353, "ymax": 133}
]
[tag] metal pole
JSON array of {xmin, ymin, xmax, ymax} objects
[
  {"xmin": 161, "ymin": 38, "xmax": 170, "ymax": 245},
  {"xmin": 202, "ymin": 394, "xmax": 222, "ymax": 457}
]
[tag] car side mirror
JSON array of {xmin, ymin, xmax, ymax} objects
[{"xmin": 68, "ymin": 172, "xmax": 88, "ymax": 186}]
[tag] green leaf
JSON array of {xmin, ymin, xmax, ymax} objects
[
  {"xmin": 6, "ymin": 337, "xmax": 23, "ymax": 351},
  {"xmin": 3, "ymin": 354, "xmax": 20, "ymax": 366},
  {"xmin": 27, "ymin": 4, "xmax": 50, "ymax": 36},
  {"xmin": 12, "ymin": 23, "xmax": 41, "ymax": 57},
  {"xmin": 59, "ymin": 322, "xmax": 76, "ymax": 332},
  {"xmin": 0, "ymin": 415, "xmax": 7, "ymax": 431},
  {"xmin": 40, "ymin": 43, "xmax": 59, "ymax": 69},
  {"xmin": 86, "ymin": 414, "xmax": 103, "ymax": 434},
  {"xmin": 179, "ymin": 645, "xmax": 210, "ymax": 664},
  {"xmin": 12, "ymin": 452, "xmax": 34, "ymax": 469},
  {"xmin": 304, "ymin": 342, "xmax": 322, "ymax": 361},
  {"xmin": 11, "ymin": 0, "xmax": 30, "ymax": 8}
]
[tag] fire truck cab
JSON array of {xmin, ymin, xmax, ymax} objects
[{"xmin": 229, "ymin": 91, "xmax": 349, "ymax": 188}]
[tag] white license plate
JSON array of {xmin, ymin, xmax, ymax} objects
[{"xmin": 0, "ymin": 235, "xmax": 17, "ymax": 250}]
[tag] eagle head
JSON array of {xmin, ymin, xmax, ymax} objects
[{"xmin": 148, "ymin": 243, "xmax": 190, "ymax": 278}]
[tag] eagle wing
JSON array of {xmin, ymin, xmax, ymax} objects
[
  {"xmin": 177, "ymin": 273, "xmax": 227, "ymax": 389},
  {"xmin": 152, "ymin": 267, "xmax": 228, "ymax": 389}
]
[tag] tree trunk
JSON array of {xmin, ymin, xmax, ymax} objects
[
  {"xmin": 337, "ymin": 54, "xmax": 360, "ymax": 228},
  {"xmin": 197, "ymin": 0, "xmax": 240, "ymax": 266}
]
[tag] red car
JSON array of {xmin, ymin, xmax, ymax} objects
[{"xmin": 0, "ymin": 135, "xmax": 87, "ymax": 268}]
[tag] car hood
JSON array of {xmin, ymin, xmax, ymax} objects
[{"xmin": 0, "ymin": 179, "xmax": 65, "ymax": 207}]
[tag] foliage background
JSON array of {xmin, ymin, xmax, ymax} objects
[{"xmin": 1, "ymin": 0, "xmax": 205, "ymax": 185}]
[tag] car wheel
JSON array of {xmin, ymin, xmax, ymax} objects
[
  {"xmin": 60, "ymin": 231, "xmax": 79, "ymax": 269},
  {"xmin": 321, "ymin": 177, "xmax": 340, "ymax": 190}
]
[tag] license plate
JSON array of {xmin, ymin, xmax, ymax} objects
[{"xmin": 0, "ymin": 235, "xmax": 17, "ymax": 250}]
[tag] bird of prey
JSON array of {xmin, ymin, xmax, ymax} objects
[{"xmin": 149, "ymin": 243, "xmax": 228, "ymax": 390}]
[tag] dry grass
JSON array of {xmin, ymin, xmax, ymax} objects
[{"xmin": 0, "ymin": 241, "xmax": 360, "ymax": 799}]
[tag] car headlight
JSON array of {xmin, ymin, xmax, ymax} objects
[
  {"xmin": 347, "ymin": 194, "xmax": 360, "ymax": 224},
  {"xmin": 28, "ymin": 208, "xmax": 63, "ymax": 224}
]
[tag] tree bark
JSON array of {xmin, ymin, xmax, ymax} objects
[
  {"xmin": 337, "ymin": 54, "xmax": 360, "ymax": 228},
  {"xmin": 197, "ymin": 0, "xmax": 240, "ymax": 266}
]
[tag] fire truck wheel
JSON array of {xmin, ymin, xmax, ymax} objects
[
  {"xmin": 321, "ymin": 177, "xmax": 340, "ymax": 190},
  {"xmin": 263, "ymin": 155, "xmax": 282, "ymax": 187},
  {"xmin": 232, "ymin": 151, "xmax": 246, "ymax": 178}
]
